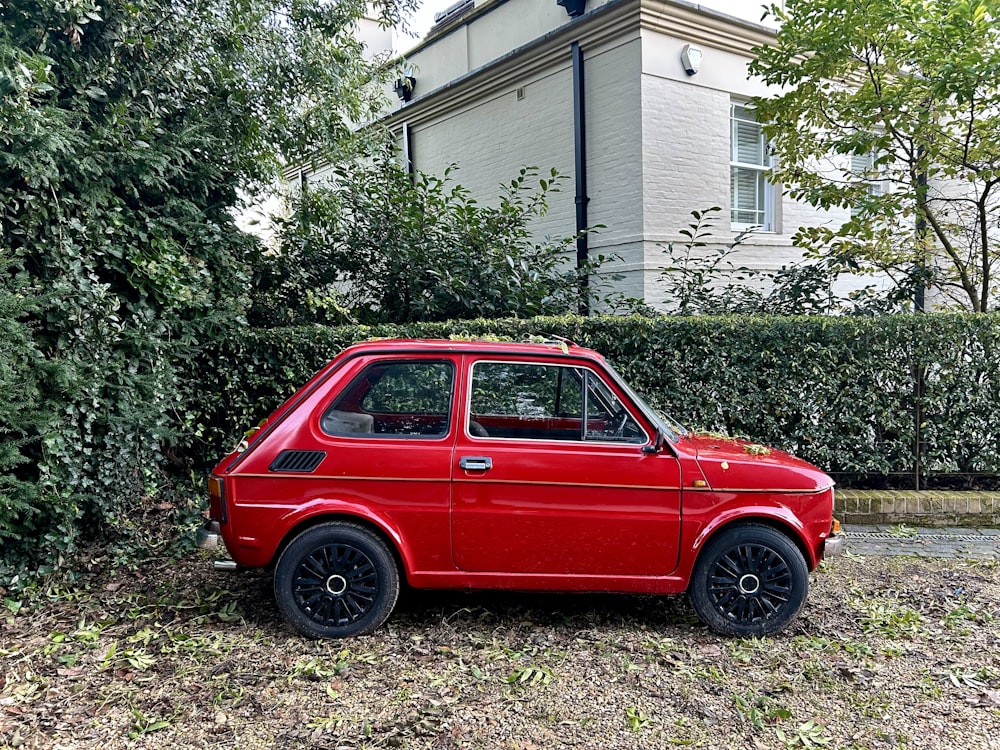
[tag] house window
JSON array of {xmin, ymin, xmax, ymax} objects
[
  {"xmin": 850, "ymin": 151, "xmax": 884, "ymax": 218},
  {"xmin": 730, "ymin": 103, "xmax": 773, "ymax": 230}
]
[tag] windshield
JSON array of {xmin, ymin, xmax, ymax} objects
[{"xmin": 603, "ymin": 362, "xmax": 687, "ymax": 442}]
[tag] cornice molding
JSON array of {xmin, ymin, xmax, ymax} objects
[
  {"xmin": 639, "ymin": 0, "xmax": 775, "ymax": 57},
  {"xmin": 385, "ymin": 0, "xmax": 776, "ymax": 133}
]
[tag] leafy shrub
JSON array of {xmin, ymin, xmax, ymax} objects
[
  {"xmin": 250, "ymin": 158, "xmax": 613, "ymax": 326},
  {"xmin": 186, "ymin": 314, "xmax": 1000, "ymax": 486},
  {"xmin": 657, "ymin": 208, "xmax": 912, "ymax": 315},
  {"xmin": 0, "ymin": 256, "xmax": 52, "ymax": 545},
  {"xmin": 0, "ymin": 0, "xmax": 258, "ymax": 568}
]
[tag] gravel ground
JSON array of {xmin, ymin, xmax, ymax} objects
[{"xmin": 2, "ymin": 550, "xmax": 999, "ymax": 750}]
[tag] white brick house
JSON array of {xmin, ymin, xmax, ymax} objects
[{"xmin": 358, "ymin": 0, "xmax": 880, "ymax": 308}]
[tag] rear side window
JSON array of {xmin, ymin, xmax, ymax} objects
[{"xmin": 321, "ymin": 360, "xmax": 454, "ymax": 438}]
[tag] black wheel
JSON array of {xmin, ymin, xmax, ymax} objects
[
  {"xmin": 688, "ymin": 524, "xmax": 808, "ymax": 636},
  {"xmin": 274, "ymin": 522, "xmax": 399, "ymax": 639}
]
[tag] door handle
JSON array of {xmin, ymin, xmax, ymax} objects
[{"xmin": 459, "ymin": 456, "xmax": 493, "ymax": 471}]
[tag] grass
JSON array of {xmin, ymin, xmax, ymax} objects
[{"xmin": 1, "ymin": 554, "xmax": 999, "ymax": 749}]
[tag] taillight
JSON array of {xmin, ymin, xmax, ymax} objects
[{"xmin": 208, "ymin": 476, "xmax": 227, "ymax": 523}]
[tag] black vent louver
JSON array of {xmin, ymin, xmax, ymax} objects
[{"xmin": 268, "ymin": 450, "xmax": 326, "ymax": 473}]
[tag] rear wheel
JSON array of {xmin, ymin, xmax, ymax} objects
[
  {"xmin": 688, "ymin": 524, "xmax": 808, "ymax": 636},
  {"xmin": 274, "ymin": 522, "xmax": 399, "ymax": 639}
]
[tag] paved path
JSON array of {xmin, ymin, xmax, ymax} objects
[{"xmin": 844, "ymin": 524, "xmax": 1000, "ymax": 560}]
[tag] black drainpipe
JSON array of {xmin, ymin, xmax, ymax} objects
[
  {"xmin": 402, "ymin": 121, "xmax": 415, "ymax": 183},
  {"xmin": 571, "ymin": 41, "xmax": 590, "ymax": 315}
]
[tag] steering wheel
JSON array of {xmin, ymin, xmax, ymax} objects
[{"xmin": 611, "ymin": 409, "xmax": 631, "ymax": 438}]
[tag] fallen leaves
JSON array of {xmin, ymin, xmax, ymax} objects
[{"xmin": 0, "ymin": 555, "xmax": 998, "ymax": 748}]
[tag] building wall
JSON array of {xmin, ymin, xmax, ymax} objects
[
  {"xmin": 632, "ymin": 23, "xmax": 870, "ymax": 305},
  {"xmin": 400, "ymin": 19, "xmax": 644, "ymax": 278},
  {"xmin": 356, "ymin": 13, "xmax": 394, "ymax": 61},
  {"xmin": 378, "ymin": 0, "xmax": 892, "ymax": 309},
  {"xmin": 580, "ymin": 35, "xmax": 645, "ymax": 302},
  {"xmin": 406, "ymin": 57, "xmax": 577, "ymax": 242}
]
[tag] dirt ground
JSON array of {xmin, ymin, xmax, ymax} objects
[{"xmin": 2, "ymin": 550, "xmax": 999, "ymax": 749}]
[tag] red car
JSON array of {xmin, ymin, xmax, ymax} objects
[{"xmin": 205, "ymin": 338, "xmax": 843, "ymax": 638}]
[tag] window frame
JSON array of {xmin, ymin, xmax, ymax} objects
[
  {"xmin": 465, "ymin": 359, "xmax": 648, "ymax": 445},
  {"xmin": 850, "ymin": 149, "xmax": 885, "ymax": 219},
  {"xmin": 730, "ymin": 102, "xmax": 775, "ymax": 232}
]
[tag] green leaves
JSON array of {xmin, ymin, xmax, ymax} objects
[
  {"xmin": 254, "ymin": 155, "xmax": 610, "ymax": 326},
  {"xmin": 506, "ymin": 664, "xmax": 553, "ymax": 687},
  {"xmin": 0, "ymin": 0, "xmax": 412, "ymax": 571},
  {"xmin": 750, "ymin": 0, "xmax": 1000, "ymax": 311}
]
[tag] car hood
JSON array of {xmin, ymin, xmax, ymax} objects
[{"xmin": 676, "ymin": 433, "xmax": 834, "ymax": 493}]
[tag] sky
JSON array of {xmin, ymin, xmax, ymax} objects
[{"xmin": 393, "ymin": 0, "xmax": 445, "ymax": 48}]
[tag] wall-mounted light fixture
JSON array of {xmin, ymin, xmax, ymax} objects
[
  {"xmin": 394, "ymin": 75, "xmax": 416, "ymax": 103},
  {"xmin": 557, "ymin": 0, "xmax": 586, "ymax": 18},
  {"xmin": 680, "ymin": 44, "xmax": 703, "ymax": 76}
]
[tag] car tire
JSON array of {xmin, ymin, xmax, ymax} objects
[
  {"xmin": 688, "ymin": 524, "xmax": 808, "ymax": 636},
  {"xmin": 274, "ymin": 522, "xmax": 400, "ymax": 639}
]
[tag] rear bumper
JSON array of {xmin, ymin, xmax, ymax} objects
[
  {"xmin": 823, "ymin": 533, "xmax": 846, "ymax": 558},
  {"xmin": 196, "ymin": 520, "xmax": 222, "ymax": 550}
]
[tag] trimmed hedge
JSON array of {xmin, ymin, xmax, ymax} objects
[{"xmin": 187, "ymin": 314, "xmax": 1000, "ymax": 486}]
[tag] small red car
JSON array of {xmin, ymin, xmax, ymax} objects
[{"xmin": 205, "ymin": 338, "xmax": 843, "ymax": 638}]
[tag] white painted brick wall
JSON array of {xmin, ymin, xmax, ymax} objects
[
  {"xmin": 390, "ymin": 14, "xmax": 892, "ymax": 310},
  {"xmin": 410, "ymin": 63, "xmax": 576, "ymax": 242},
  {"xmin": 409, "ymin": 39, "xmax": 646, "ymax": 272},
  {"xmin": 641, "ymin": 76, "xmax": 730, "ymax": 242},
  {"xmin": 635, "ymin": 61, "xmax": 880, "ymax": 306},
  {"xmin": 584, "ymin": 38, "xmax": 644, "ymax": 255}
]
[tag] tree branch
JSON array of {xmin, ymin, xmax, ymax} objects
[{"xmin": 923, "ymin": 205, "xmax": 979, "ymax": 310}]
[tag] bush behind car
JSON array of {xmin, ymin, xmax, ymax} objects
[{"xmin": 186, "ymin": 313, "xmax": 1000, "ymax": 487}]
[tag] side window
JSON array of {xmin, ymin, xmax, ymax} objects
[
  {"xmin": 321, "ymin": 361, "xmax": 453, "ymax": 438},
  {"xmin": 471, "ymin": 362, "xmax": 581, "ymax": 419},
  {"xmin": 469, "ymin": 362, "xmax": 645, "ymax": 443}
]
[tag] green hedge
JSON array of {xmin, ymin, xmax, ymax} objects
[{"xmin": 187, "ymin": 314, "xmax": 1000, "ymax": 485}]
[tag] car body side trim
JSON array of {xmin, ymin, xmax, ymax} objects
[
  {"xmin": 686, "ymin": 485, "xmax": 834, "ymax": 495},
  {"xmin": 233, "ymin": 473, "xmax": 682, "ymax": 492}
]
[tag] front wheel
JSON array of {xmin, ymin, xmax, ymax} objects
[
  {"xmin": 274, "ymin": 522, "xmax": 399, "ymax": 639},
  {"xmin": 688, "ymin": 524, "xmax": 808, "ymax": 636}
]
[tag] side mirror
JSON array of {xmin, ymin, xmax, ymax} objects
[{"xmin": 642, "ymin": 431, "xmax": 665, "ymax": 455}]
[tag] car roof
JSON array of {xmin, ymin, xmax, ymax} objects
[{"xmin": 341, "ymin": 337, "xmax": 605, "ymax": 361}]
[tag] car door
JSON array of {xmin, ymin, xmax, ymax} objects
[{"xmin": 451, "ymin": 356, "xmax": 682, "ymax": 576}]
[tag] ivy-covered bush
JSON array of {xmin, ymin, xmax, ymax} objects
[
  {"xmin": 187, "ymin": 314, "xmax": 1000, "ymax": 486},
  {"xmin": 0, "ymin": 255, "xmax": 56, "ymax": 546},
  {"xmin": 0, "ymin": 0, "xmax": 418, "ymax": 575}
]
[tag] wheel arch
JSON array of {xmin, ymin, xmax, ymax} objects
[
  {"xmin": 272, "ymin": 510, "xmax": 410, "ymax": 582},
  {"xmin": 691, "ymin": 514, "xmax": 816, "ymax": 577}
]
